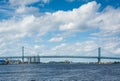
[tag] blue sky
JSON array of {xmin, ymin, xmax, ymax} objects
[{"xmin": 0, "ymin": 0, "xmax": 120, "ymax": 62}]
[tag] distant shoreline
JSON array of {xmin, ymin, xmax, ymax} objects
[{"xmin": 1, "ymin": 61, "xmax": 120, "ymax": 65}]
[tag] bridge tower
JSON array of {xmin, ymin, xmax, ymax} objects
[
  {"xmin": 98, "ymin": 47, "xmax": 101, "ymax": 64},
  {"xmin": 22, "ymin": 46, "xmax": 24, "ymax": 63}
]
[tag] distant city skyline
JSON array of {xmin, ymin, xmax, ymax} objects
[{"xmin": 0, "ymin": 0, "xmax": 120, "ymax": 60}]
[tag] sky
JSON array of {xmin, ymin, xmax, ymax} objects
[{"xmin": 0, "ymin": 0, "xmax": 120, "ymax": 62}]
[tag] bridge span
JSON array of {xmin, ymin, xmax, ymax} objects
[
  {"xmin": 0, "ymin": 55, "xmax": 120, "ymax": 63},
  {"xmin": 0, "ymin": 56, "xmax": 120, "ymax": 59},
  {"xmin": 0, "ymin": 47, "xmax": 120, "ymax": 63}
]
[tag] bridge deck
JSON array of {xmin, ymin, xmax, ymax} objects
[{"xmin": 0, "ymin": 56, "xmax": 120, "ymax": 60}]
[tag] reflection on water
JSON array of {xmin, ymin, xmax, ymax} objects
[{"xmin": 0, "ymin": 64, "xmax": 120, "ymax": 81}]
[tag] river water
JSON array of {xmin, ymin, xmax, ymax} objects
[{"xmin": 0, "ymin": 64, "xmax": 120, "ymax": 81}]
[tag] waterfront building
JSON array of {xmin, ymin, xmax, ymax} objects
[{"xmin": 0, "ymin": 59, "xmax": 6, "ymax": 64}]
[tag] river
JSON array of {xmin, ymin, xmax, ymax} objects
[{"xmin": 0, "ymin": 64, "xmax": 120, "ymax": 81}]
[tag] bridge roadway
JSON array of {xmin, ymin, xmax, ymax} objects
[{"xmin": 0, "ymin": 56, "xmax": 120, "ymax": 60}]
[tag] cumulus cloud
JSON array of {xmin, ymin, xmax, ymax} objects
[
  {"xmin": 91, "ymin": 7, "xmax": 120, "ymax": 36},
  {"xmin": 49, "ymin": 37, "xmax": 63, "ymax": 42},
  {"xmin": 9, "ymin": 0, "xmax": 39, "ymax": 6},
  {"xmin": 15, "ymin": 6, "xmax": 39, "ymax": 15},
  {"xmin": 35, "ymin": 41, "xmax": 99, "ymax": 56},
  {"xmin": 50, "ymin": 1, "xmax": 100, "ymax": 32},
  {"xmin": 41, "ymin": 0, "xmax": 50, "ymax": 3},
  {"xmin": 0, "ymin": 1, "xmax": 120, "ymax": 56},
  {"xmin": 23, "ymin": 41, "xmax": 98, "ymax": 56},
  {"xmin": 2, "ymin": 1, "xmax": 119, "ymax": 39}
]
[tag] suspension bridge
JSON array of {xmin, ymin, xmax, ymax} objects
[{"xmin": 0, "ymin": 47, "xmax": 120, "ymax": 64}]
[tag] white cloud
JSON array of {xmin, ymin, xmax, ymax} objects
[
  {"xmin": 59, "ymin": 22, "xmax": 76, "ymax": 30},
  {"xmin": 41, "ymin": 0, "xmax": 50, "ymax": 3},
  {"xmin": 39, "ymin": 0, "xmax": 50, "ymax": 7},
  {"xmin": 15, "ymin": 6, "xmax": 39, "ymax": 15},
  {"xmin": 4, "ymin": 1, "xmax": 120, "ymax": 37},
  {"xmin": 91, "ymin": 7, "xmax": 120, "ymax": 36},
  {"xmin": 0, "ymin": 1, "xmax": 120, "ymax": 56},
  {"xmin": 114, "ymin": 48, "xmax": 120, "ymax": 54},
  {"xmin": 2, "ymin": 1, "xmax": 119, "ymax": 39},
  {"xmin": 49, "ymin": 37, "xmax": 63, "ymax": 42},
  {"xmin": 51, "ymin": 1, "xmax": 100, "ymax": 31},
  {"xmin": 9, "ymin": 0, "xmax": 39, "ymax": 6},
  {"xmin": 101, "ymin": 37, "xmax": 120, "ymax": 55},
  {"xmin": 46, "ymin": 41, "xmax": 98, "ymax": 56}
]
